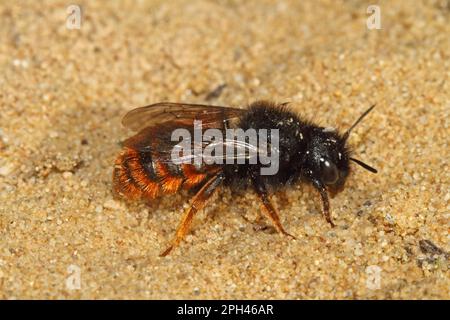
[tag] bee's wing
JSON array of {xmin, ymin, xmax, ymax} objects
[
  {"xmin": 204, "ymin": 139, "xmax": 263, "ymax": 161},
  {"xmin": 124, "ymin": 126, "xmax": 271, "ymax": 165},
  {"xmin": 122, "ymin": 102, "xmax": 244, "ymax": 132},
  {"xmin": 155, "ymin": 139, "xmax": 264, "ymax": 163}
]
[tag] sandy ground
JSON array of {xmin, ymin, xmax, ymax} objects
[{"xmin": 0, "ymin": 0, "xmax": 449, "ymax": 299}]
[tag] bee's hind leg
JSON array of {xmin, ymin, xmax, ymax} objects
[
  {"xmin": 159, "ymin": 173, "xmax": 224, "ymax": 257},
  {"xmin": 252, "ymin": 178, "xmax": 296, "ymax": 239}
]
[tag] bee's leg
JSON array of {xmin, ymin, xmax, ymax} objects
[
  {"xmin": 252, "ymin": 178, "xmax": 296, "ymax": 239},
  {"xmin": 312, "ymin": 180, "xmax": 335, "ymax": 227},
  {"xmin": 159, "ymin": 173, "xmax": 224, "ymax": 257}
]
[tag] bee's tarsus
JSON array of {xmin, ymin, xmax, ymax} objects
[
  {"xmin": 159, "ymin": 246, "xmax": 173, "ymax": 257},
  {"xmin": 313, "ymin": 180, "xmax": 335, "ymax": 227}
]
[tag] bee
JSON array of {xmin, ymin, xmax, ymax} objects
[{"xmin": 113, "ymin": 101, "xmax": 377, "ymax": 256}]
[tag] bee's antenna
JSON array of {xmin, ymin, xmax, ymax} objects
[
  {"xmin": 350, "ymin": 157, "xmax": 377, "ymax": 173},
  {"xmin": 343, "ymin": 104, "xmax": 376, "ymax": 141}
]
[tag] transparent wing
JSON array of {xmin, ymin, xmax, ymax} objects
[
  {"xmin": 123, "ymin": 122, "xmax": 271, "ymax": 165},
  {"xmin": 122, "ymin": 102, "xmax": 244, "ymax": 132},
  {"xmin": 155, "ymin": 137, "xmax": 271, "ymax": 165},
  {"xmin": 168, "ymin": 138, "xmax": 257, "ymax": 159}
]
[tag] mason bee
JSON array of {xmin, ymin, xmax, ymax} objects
[{"xmin": 113, "ymin": 101, "xmax": 377, "ymax": 256}]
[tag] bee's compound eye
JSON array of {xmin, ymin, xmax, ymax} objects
[{"xmin": 321, "ymin": 159, "xmax": 339, "ymax": 185}]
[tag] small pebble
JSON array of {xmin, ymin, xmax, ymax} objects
[
  {"xmin": 62, "ymin": 171, "xmax": 73, "ymax": 179},
  {"xmin": 0, "ymin": 163, "xmax": 15, "ymax": 176}
]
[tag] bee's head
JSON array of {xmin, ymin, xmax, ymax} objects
[
  {"xmin": 302, "ymin": 105, "xmax": 377, "ymax": 190},
  {"xmin": 302, "ymin": 128, "xmax": 350, "ymax": 190}
]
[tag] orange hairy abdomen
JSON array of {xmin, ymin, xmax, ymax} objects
[{"xmin": 113, "ymin": 147, "xmax": 218, "ymax": 200}]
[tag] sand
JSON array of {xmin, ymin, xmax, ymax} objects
[{"xmin": 0, "ymin": 0, "xmax": 448, "ymax": 299}]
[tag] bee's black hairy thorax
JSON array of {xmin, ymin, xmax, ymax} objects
[{"xmin": 223, "ymin": 101, "xmax": 309, "ymax": 189}]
